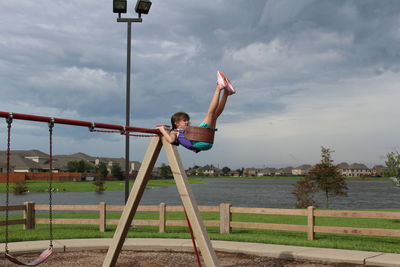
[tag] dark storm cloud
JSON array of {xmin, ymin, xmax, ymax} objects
[
  {"xmin": 1, "ymin": 0, "xmax": 400, "ymax": 166},
  {"xmin": 3, "ymin": 0, "xmax": 400, "ymax": 121}
]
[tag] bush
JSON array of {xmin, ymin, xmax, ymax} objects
[
  {"xmin": 13, "ymin": 182, "xmax": 29, "ymax": 195},
  {"xmin": 93, "ymin": 179, "xmax": 105, "ymax": 194}
]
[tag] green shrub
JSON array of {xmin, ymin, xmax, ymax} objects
[{"xmin": 13, "ymin": 182, "xmax": 28, "ymax": 195}]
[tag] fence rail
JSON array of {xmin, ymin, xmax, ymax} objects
[{"xmin": 1, "ymin": 202, "xmax": 400, "ymax": 240}]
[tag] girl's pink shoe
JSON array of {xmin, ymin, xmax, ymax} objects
[
  {"xmin": 217, "ymin": 70, "xmax": 227, "ymax": 89},
  {"xmin": 225, "ymin": 76, "xmax": 236, "ymax": 95},
  {"xmin": 217, "ymin": 71, "xmax": 236, "ymax": 95}
]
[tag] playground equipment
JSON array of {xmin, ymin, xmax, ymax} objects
[
  {"xmin": 3, "ymin": 115, "xmax": 54, "ymax": 266},
  {"xmin": 183, "ymin": 126, "xmax": 215, "ymax": 144},
  {"xmin": 0, "ymin": 111, "xmax": 219, "ymax": 267}
]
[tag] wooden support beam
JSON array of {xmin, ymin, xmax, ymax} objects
[
  {"xmin": 102, "ymin": 136, "xmax": 219, "ymax": 267},
  {"xmin": 99, "ymin": 202, "xmax": 106, "ymax": 232},
  {"xmin": 163, "ymin": 138, "xmax": 220, "ymax": 267},
  {"xmin": 220, "ymin": 203, "xmax": 231, "ymax": 234},
  {"xmin": 159, "ymin": 203, "xmax": 166, "ymax": 233},
  {"xmin": 24, "ymin": 202, "xmax": 35, "ymax": 230},
  {"xmin": 102, "ymin": 136, "xmax": 163, "ymax": 267}
]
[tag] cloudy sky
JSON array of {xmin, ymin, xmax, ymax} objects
[{"xmin": 1, "ymin": 0, "xmax": 399, "ymax": 169}]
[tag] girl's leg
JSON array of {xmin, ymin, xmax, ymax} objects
[
  {"xmin": 202, "ymin": 85, "xmax": 223, "ymax": 129},
  {"xmin": 215, "ymin": 89, "xmax": 229, "ymax": 118}
]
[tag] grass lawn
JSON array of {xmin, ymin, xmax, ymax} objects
[
  {"xmin": 235, "ymin": 176, "xmax": 391, "ymax": 182},
  {"xmin": 1, "ymin": 210, "xmax": 400, "ymax": 254},
  {"xmin": 200, "ymin": 176, "xmax": 391, "ymax": 182},
  {"xmin": 0, "ymin": 176, "xmax": 390, "ymax": 193},
  {"xmin": 0, "ymin": 178, "xmax": 206, "ymax": 193}
]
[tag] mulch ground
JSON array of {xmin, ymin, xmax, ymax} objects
[{"xmin": 2, "ymin": 250, "xmax": 380, "ymax": 267}]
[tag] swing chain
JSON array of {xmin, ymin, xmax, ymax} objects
[
  {"xmin": 88, "ymin": 122, "xmax": 95, "ymax": 132},
  {"xmin": 120, "ymin": 126, "xmax": 126, "ymax": 135},
  {"xmin": 4, "ymin": 114, "xmax": 13, "ymax": 253},
  {"xmin": 48, "ymin": 118, "xmax": 54, "ymax": 248}
]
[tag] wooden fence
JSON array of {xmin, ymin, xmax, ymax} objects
[
  {"xmin": 1, "ymin": 202, "xmax": 400, "ymax": 241},
  {"xmin": 0, "ymin": 172, "xmax": 83, "ymax": 183}
]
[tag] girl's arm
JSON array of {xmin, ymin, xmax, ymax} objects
[{"xmin": 157, "ymin": 126, "xmax": 177, "ymax": 144}]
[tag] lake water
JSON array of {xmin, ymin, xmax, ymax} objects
[{"xmin": 1, "ymin": 178, "xmax": 399, "ymax": 210}]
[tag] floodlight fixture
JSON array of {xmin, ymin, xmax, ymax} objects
[
  {"xmin": 113, "ymin": 0, "xmax": 127, "ymax": 14},
  {"xmin": 135, "ymin": 0, "xmax": 152, "ymax": 16}
]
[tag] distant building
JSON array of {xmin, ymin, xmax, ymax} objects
[
  {"xmin": 292, "ymin": 164, "xmax": 312, "ymax": 176},
  {"xmin": 371, "ymin": 165, "xmax": 386, "ymax": 177},
  {"xmin": 0, "ymin": 150, "xmax": 54, "ymax": 173},
  {"xmin": 53, "ymin": 152, "xmax": 95, "ymax": 172},
  {"xmin": 257, "ymin": 168, "xmax": 273, "ymax": 176},
  {"xmin": 337, "ymin": 162, "xmax": 371, "ymax": 177},
  {"xmin": 244, "ymin": 168, "xmax": 258, "ymax": 176},
  {"xmin": 188, "ymin": 165, "xmax": 221, "ymax": 176},
  {"xmin": 264, "ymin": 168, "xmax": 277, "ymax": 176},
  {"xmin": 275, "ymin": 167, "xmax": 293, "ymax": 176},
  {"xmin": 199, "ymin": 165, "xmax": 221, "ymax": 176},
  {"xmin": 94, "ymin": 157, "xmax": 141, "ymax": 174},
  {"xmin": 228, "ymin": 170, "xmax": 240, "ymax": 177},
  {"xmin": 0, "ymin": 150, "xmax": 141, "ymax": 177}
]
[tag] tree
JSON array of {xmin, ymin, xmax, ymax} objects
[
  {"xmin": 95, "ymin": 162, "xmax": 109, "ymax": 179},
  {"xmin": 384, "ymin": 151, "xmax": 400, "ymax": 178},
  {"xmin": 67, "ymin": 160, "xmax": 93, "ymax": 173},
  {"xmin": 91, "ymin": 162, "xmax": 108, "ymax": 193},
  {"xmin": 236, "ymin": 168, "xmax": 244, "ymax": 177},
  {"xmin": 67, "ymin": 161, "xmax": 79, "ymax": 172},
  {"xmin": 222, "ymin": 167, "xmax": 231, "ymax": 176},
  {"xmin": 292, "ymin": 179, "xmax": 319, "ymax": 208},
  {"xmin": 13, "ymin": 182, "xmax": 29, "ymax": 195},
  {"xmin": 307, "ymin": 147, "xmax": 347, "ymax": 209},
  {"xmin": 159, "ymin": 163, "xmax": 172, "ymax": 179},
  {"xmin": 93, "ymin": 179, "xmax": 105, "ymax": 194},
  {"xmin": 111, "ymin": 163, "xmax": 123, "ymax": 180}
]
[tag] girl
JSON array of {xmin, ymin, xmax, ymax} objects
[{"xmin": 157, "ymin": 71, "xmax": 236, "ymax": 153}]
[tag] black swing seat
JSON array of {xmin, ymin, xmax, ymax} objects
[
  {"xmin": 183, "ymin": 126, "xmax": 215, "ymax": 143},
  {"xmin": 5, "ymin": 247, "xmax": 53, "ymax": 266}
]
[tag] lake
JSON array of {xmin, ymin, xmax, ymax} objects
[{"xmin": 1, "ymin": 178, "xmax": 399, "ymax": 209}]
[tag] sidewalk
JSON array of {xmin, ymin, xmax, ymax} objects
[{"xmin": 1, "ymin": 238, "xmax": 399, "ymax": 266}]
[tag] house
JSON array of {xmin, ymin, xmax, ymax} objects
[
  {"xmin": 94, "ymin": 157, "xmax": 141, "ymax": 175},
  {"xmin": 256, "ymin": 168, "xmax": 273, "ymax": 176},
  {"xmin": 188, "ymin": 165, "xmax": 221, "ymax": 176},
  {"xmin": 53, "ymin": 152, "xmax": 95, "ymax": 172},
  {"xmin": 228, "ymin": 171, "xmax": 240, "ymax": 177},
  {"xmin": 243, "ymin": 168, "xmax": 258, "ymax": 176},
  {"xmin": 199, "ymin": 165, "xmax": 221, "ymax": 176},
  {"xmin": 371, "ymin": 165, "xmax": 386, "ymax": 177},
  {"xmin": 275, "ymin": 167, "xmax": 293, "ymax": 176},
  {"xmin": 0, "ymin": 161, "xmax": 5, "ymax": 172},
  {"xmin": 292, "ymin": 164, "xmax": 312, "ymax": 176},
  {"xmin": 337, "ymin": 162, "xmax": 351, "ymax": 177},
  {"xmin": 263, "ymin": 168, "xmax": 277, "ymax": 176},
  {"xmin": 0, "ymin": 150, "xmax": 141, "ymax": 176},
  {"xmin": 0, "ymin": 150, "xmax": 52, "ymax": 173},
  {"xmin": 337, "ymin": 162, "xmax": 371, "ymax": 177}
]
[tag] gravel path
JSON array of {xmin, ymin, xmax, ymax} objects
[{"xmin": 3, "ymin": 250, "xmax": 379, "ymax": 267}]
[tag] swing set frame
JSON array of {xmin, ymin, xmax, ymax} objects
[{"xmin": 1, "ymin": 111, "xmax": 220, "ymax": 267}]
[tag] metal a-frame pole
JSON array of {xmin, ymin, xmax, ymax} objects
[{"xmin": 102, "ymin": 136, "xmax": 219, "ymax": 267}]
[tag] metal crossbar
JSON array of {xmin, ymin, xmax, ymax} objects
[{"xmin": 0, "ymin": 111, "xmax": 161, "ymax": 135}]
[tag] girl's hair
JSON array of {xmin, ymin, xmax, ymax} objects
[{"xmin": 171, "ymin": 112, "xmax": 190, "ymax": 130}]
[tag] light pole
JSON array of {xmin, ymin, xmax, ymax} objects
[{"xmin": 113, "ymin": 0, "xmax": 152, "ymax": 203}]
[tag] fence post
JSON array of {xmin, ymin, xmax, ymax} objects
[
  {"xmin": 307, "ymin": 206, "xmax": 315, "ymax": 240},
  {"xmin": 24, "ymin": 201, "xmax": 35, "ymax": 230},
  {"xmin": 99, "ymin": 202, "xmax": 106, "ymax": 232},
  {"xmin": 159, "ymin": 203, "xmax": 166, "ymax": 233},
  {"xmin": 220, "ymin": 203, "xmax": 231, "ymax": 234}
]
